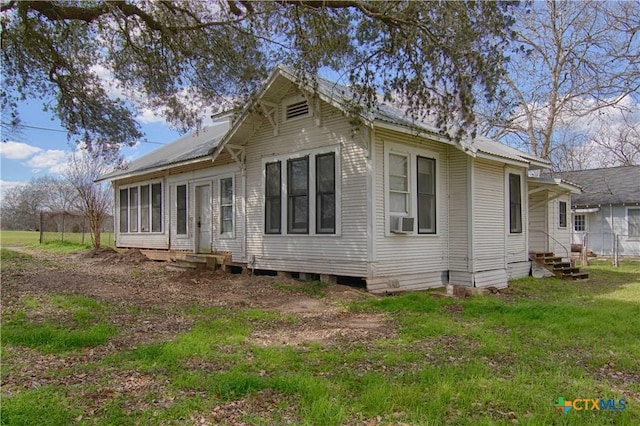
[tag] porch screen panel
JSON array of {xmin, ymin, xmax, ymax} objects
[
  {"xmin": 265, "ymin": 162, "xmax": 281, "ymax": 234},
  {"xmin": 176, "ymin": 184, "xmax": 187, "ymax": 235},
  {"xmin": 287, "ymin": 156, "xmax": 309, "ymax": 234},
  {"xmin": 119, "ymin": 188, "xmax": 128, "ymax": 233},
  {"xmin": 140, "ymin": 185, "xmax": 150, "ymax": 232},
  {"xmin": 316, "ymin": 152, "xmax": 335, "ymax": 234},
  {"xmin": 129, "ymin": 187, "xmax": 138, "ymax": 232},
  {"xmin": 417, "ymin": 156, "xmax": 436, "ymax": 234},
  {"xmin": 151, "ymin": 183, "xmax": 162, "ymax": 232},
  {"xmin": 509, "ymin": 173, "xmax": 522, "ymax": 233}
]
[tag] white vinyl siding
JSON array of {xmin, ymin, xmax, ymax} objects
[
  {"xmin": 243, "ymin": 92, "xmax": 367, "ymax": 276},
  {"xmin": 628, "ymin": 208, "xmax": 640, "ymax": 238},
  {"xmin": 374, "ymin": 130, "xmax": 448, "ymax": 282},
  {"xmin": 473, "ymin": 159, "xmax": 505, "ymax": 272}
]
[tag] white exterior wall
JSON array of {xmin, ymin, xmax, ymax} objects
[
  {"xmin": 448, "ymin": 149, "xmax": 471, "ymax": 273},
  {"xmin": 243, "ymin": 99, "xmax": 369, "ymax": 276},
  {"xmin": 573, "ymin": 205, "xmax": 640, "ymax": 256},
  {"xmin": 528, "ymin": 190, "xmax": 548, "ymax": 253},
  {"xmin": 548, "ymin": 195, "xmax": 572, "ymax": 259},
  {"xmin": 369, "ymin": 128, "xmax": 449, "ymax": 292},
  {"xmin": 471, "ymin": 159, "xmax": 506, "ymax": 274},
  {"xmin": 166, "ymin": 164, "xmax": 242, "ymax": 253}
]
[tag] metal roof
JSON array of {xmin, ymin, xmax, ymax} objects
[
  {"xmin": 99, "ymin": 120, "xmax": 230, "ymax": 181},
  {"xmin": 101, "ymin": 66, "xmax": 550, "ymax": 181},
  {"xmin": 554, "ymin": 165, "xmax": 640, "ymax": 207}
]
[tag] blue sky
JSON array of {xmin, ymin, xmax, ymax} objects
[{"xmin": 0, "ymin": 98, "xmax": 182, "ymax": 197}]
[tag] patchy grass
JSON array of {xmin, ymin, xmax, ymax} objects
[
  {"xmin": 1, "ymin": 294, "xmax": 116, "ymax": 353},
  {"xmin": 1, "ymin": 255, "xmax": 639, "ymax": 425}
]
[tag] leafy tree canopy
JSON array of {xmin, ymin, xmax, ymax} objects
[{"xmin": 1, "ymin": 0, "xmax": 516, "ymax": 156}]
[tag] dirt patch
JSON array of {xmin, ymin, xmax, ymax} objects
[{"xmin": 1, "ymin": 247, "xmax": 392, "ymax": 366}]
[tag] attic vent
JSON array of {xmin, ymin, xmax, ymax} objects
[{"xmin": 285, "ymin": 101, "xmax": 309, "ymax": 120}]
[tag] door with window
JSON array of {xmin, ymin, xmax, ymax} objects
[{"xmin": 195, "ymin": 185, "xmax": 212, "ymax": 253}]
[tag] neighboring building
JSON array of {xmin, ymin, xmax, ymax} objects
[
  {"xmin": 99, "ymin": 66, "xmax": 576, "ymax": 293},
  {"xmin": 556, "ymin": 166, "xmax": 640, "ymax": 257}
]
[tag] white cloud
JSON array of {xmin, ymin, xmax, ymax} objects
[
  {"xmin": 24, "ymin": 150, "xmax": 68, "ymax": 173},
  {"xmin": 137, "ymin": 108, "xmax": 167, "ymax": 124},
  {"xmin": 0, "ymin": 141, "xmax": 43, "ymax": 159}
]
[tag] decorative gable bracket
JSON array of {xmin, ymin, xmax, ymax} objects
[
  {"xmin": 225, "ymin": 144, "xmax": 246, "ymax": 170},
  {"xmin": 259, "ymin": 100, "xmax": 278, "ymax": 136}
]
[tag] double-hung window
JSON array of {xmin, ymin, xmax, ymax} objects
[
  {"xmin": 119, "ymin": 182, "xmax": 162, "ymax": 233},
  {"xmin": 220, "ymin": 177, "xmax": 234, "ymax": 236},
  {"xmin": 574, "ymin": 214, "xmax": 585, "ymax": 232},
  {"xmin": 559, "ymin": 201, "xmax": 568, "ymax": 228},
  {"xmin": 265, "ymin": 162, "xmax": 282, "ymax": 234},
  {"xmin": 287, "ymin": 157, "xmax": 309, "ymax": 234},
  {"xmin": 417, "ymin": 156, "xmax": 436, "ymax": 233},
  {"xmin": 509, "ymin": 173, "xmax": 522, "ymax": 233},
  {"xmin": 316, "ymin": 152, "xmax": 336, "ymax": 234},
  {"xmin": 264, "ymin": 149, "xmax": 337, "ymax": 235},
  {"xmin": 389, "ymin": 153, "xmax": 409, "ymax": 215},
  {"xmin": 176, "ymin": 184, "xmax": 187, "ymax": 235},
  {"xmin": 385, "ymin": 145, "xmax": 438, "ymax": 235}
]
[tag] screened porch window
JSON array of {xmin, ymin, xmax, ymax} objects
[{"xmin": 119, "ymin": 182, "xmax": 162, "ymax": 233}]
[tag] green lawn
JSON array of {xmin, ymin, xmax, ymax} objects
[
  {"xmin": 1, "ymin": 256, "xmax": 638, "ymax": 425},
  {"xmin": 0, "ymin": 230, "xmax": 114, "ymax": 248}
]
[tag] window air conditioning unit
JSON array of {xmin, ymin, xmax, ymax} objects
[{"xmin": 391, "ymin": 216, "xmax": 414, "ymax": 234}]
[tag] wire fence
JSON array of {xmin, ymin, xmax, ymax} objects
[
  {"xmin": 571, "ymin": 232, "xmax": 640, "ymax": 258},
  {"xmin": 38, "ymin": 211, "xmax": 114, "ymax": 247}
]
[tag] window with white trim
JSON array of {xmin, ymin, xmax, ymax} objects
[
  {"xmin": 385, "ymin": 144, "xmax": 438, "ymax": 235},
  {"xmin": 264, "ymin": 148, "xmax": 338, "ymax": 235},
  {"xmin": 417, "ymin": 156, "xmax": 436, "ymax": 233},
  {"xmin": 574, "ymin": 214, "xmax": 585, "ymax": 232},
  {"xmin": 287, "ymin": 156, "xmax": 309, "ymax": 234},
  {"xmin": 118, "ymin": 182, "xmax": 162, "ymax": 233},
  {"xmin": 265, "ymin": 162, "xmax": 282, "ymax": 234},
  {"xmin": 316, "ymin": 152, "xmax": 336, "ymax": 234},
  {"xmin": 629, "ymin": 208, "xmax": 640, "ymax": 238},
  {"xmin": 508, "ymin": 173, "xmax": 522, "ymax": 233},
  {"xmin": 559, "ymin": 201, "xmax": 568, "ymax": 228},
  {"xmin": 220, "ymin": 177, "xmax": 234, "ymax": 236},
  {"xmin": 388, "ymin": 153, "xmax": 409, "ymax": 215},
  {"xmin": 176, "ymin": 184, "xmax": 187, "ymax": 235}
]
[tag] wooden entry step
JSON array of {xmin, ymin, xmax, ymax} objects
[{"xmin": 529, "ymin": 251, "xmax": 589, "ymax": 281}]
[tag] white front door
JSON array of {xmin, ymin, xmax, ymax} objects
[{"xmin": 195, "ymin": 185, "xmax": 211, "ymax": 253}]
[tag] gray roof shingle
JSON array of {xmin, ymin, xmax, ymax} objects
[{"xmin": 554, "ymin": 166, "xmax": 640, "ymax": 207}]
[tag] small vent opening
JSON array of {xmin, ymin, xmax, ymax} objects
[{"xmin": 286, "ymin": 101, "xmax": 309, "ymax": 120}]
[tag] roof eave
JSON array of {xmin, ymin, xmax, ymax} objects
[{"xmin": 95, "ymin": 155, "xmax": 212, "ymax": 183}]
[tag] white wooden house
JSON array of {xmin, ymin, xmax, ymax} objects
[
  {"xmin": 99, "ymin": 66, "xmax": 576, "ymax": 293},
  {"xmin": 556, "ymin": 166, "xmax": 640, "ymax": 257}
]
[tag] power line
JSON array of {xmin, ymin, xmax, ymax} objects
[{"xmin": 15, "ymin": 123, "xmax": 167, "ymax": 145}]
